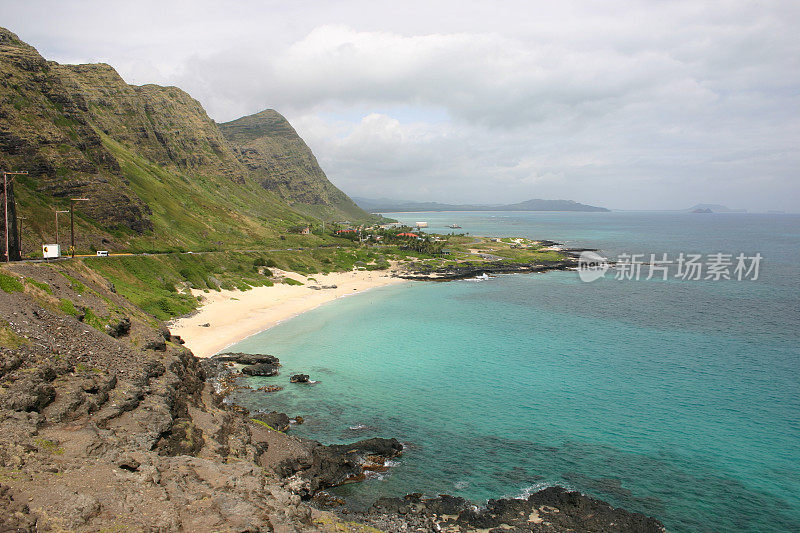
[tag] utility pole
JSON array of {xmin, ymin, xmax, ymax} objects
[
  {"xmin": 55, "ymin": 210, "xmax": 69, "ymax": 249},
  {"xmin": 69, "ymin": 198, "xmax": 89, "ymax": 258},
  {"xmin": 2, "ymin": 170, "xmax": 27, "ymax": 262}
]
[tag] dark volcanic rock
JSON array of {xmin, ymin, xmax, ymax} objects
[
  {"xmin": 279, "ymin": 437, "xmax": 404, "ymax": 497},
  {"xmin": 104, "ymin": 317, "xmax": 131, "ymax": 338},
  {"xmin": 252, "ymin": 411, "xmax": 291, "ymax": 432},
  {"xmin": 215, "ymin": 352, "xmax": 280, "ymax": 366},
  {"xmin": 400, "ymin": 259, "xmax": 577, "ymax": 281},
  {"xmin": 290, "ymin": 373, "xmax": 310, "ymax": 383},
  {"xmin": 241, "ymin": 363, "xmax": 279, "ymax": 377},
  {"xmin": 142, "ymin": 337, "xmax": 166, "ymax": 351},
  {"xmin": 361, "ymin": 486, "xmax": 665, "ymax": 533},
  {"xmin": 4, "ymin": 381, "xmax": 56, "ymax": 412}
]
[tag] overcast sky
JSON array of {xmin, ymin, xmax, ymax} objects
[{"xmin": 3, "ymin": 1, "xmax": 799, "ymax": 211}]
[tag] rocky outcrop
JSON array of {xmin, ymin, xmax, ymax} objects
[
  {"xmin": 201, "ymin": 352, "xmax": 281, "ymax": 379},
  {"xmin": 355, "ymin": 487, "xmax": 665, "ymax": 532},
  {"xmin": 401, "ymin": 259, "xmax": 578, "ymax": 281},
  {"xmin": 0, "ymin": 262, "xmax": 316, "ymax": 531},
  {"xmin": 214, "ymin": 352, "xmax": 280, "ymax": 366},
  {"xmin": 242, "ymin": 362, "xmax": 280, "ymax": 376},
  {"xmin": 253, "ymin": 411, "xmax": 291, "ymax": 432},
  {"xmin": 291, "ymin": 373, "xmax": 311, "ymax": 383},
  {"xmin": 104, "ymin": 316, "xmax": 131, "ymax": 337},
  {"xmin": 278, "ymin": 437, "xmax": 404, "ymax": 498}
]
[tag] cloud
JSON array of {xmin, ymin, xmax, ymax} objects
[{"xmin": 3, "ymin": 0, "xmax": 799, "ymax": 210}]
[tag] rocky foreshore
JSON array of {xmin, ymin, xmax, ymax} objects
[
  {"xmin": 206, "ymin": 353, "xmax": 666, "ymax": 532},
  {"xmin": 201, "ymin": 352, "xmax": 404, "ymax": 497},
  {"xmin": 397, "ymin": 243, "xmax": 596, "ymax": 281},
  {"xmin": 338, "ymin": 488, "xmax": 665, "ymax": 532},
  {"xmin": 399, "ymin": 259, "xmax": 578, "ymax": 281}
]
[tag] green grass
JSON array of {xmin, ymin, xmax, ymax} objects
[
  {"xmin": 0, "ymin": 321, "xmax": 28, "ymax": 348},
  {"xmin": 490, "ymin": 248, "xmax": 565, "ymax": 263},
  {"xmin": 0, "ymin": 273, "xmax": 24, "ymax": 293},
  {"xmin": 98, "ymin": 132, "xmax": 331, "ymax": 252},
  {"xmin": 26, "ymin": 278, "xmax": 53, "ymax": 294},
  {"xmin": 82, "ymin": 307, "xmax": 108, "ymax": 331},
  {"xmin": 61, "ymin": 273, "xmax": 87, "ymax": 293},
  {"xmin": 80, "ymin": 247, "xmax": 406, "ymax": 321},
  {"xmin": 33, "ymin": 438, "xmax": 64, "ymax": 455},
  {"xmin": 85, "ymin": 252, "xmax": 285, "ymax": 320},
  {"xmin": 58, "ymin": 298, "xmax": 80, "ymax": 317}
]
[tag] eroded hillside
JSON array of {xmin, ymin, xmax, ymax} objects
[{"xmin": 0, "ymin": 27, "xmax": 375, "ymax": 255}]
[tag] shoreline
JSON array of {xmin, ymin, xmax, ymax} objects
[{"xmin": 169, "ymin": 268, "xmax": 409, "ymax": 357}]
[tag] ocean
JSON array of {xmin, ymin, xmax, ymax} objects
[{"xmin": 227, "ymin": 211, "xmax": 800, "ymax": 532}]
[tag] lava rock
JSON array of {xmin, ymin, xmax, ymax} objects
[
  {"xmin": 290, "ymin": 374, "xmax": 310, "ymax": 383},
  {"xmin": 215, "ymin": 352, "xmax": 280, "ymax": 366},
  {"xmin": 104, "ymin": 317, "xmax": 131, "ymax": 338},
  {"xmin": 252, "ymin": 411, "xmax": 291, "ymax": 432},
  {"xmin": 241, "ymin": 363, "xmax": 279, "ymax": 377},
  {"xmin": 142, "ymin": 337, "xmax": 166, "ymax": 351}
]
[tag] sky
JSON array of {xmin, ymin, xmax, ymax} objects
[{"xmin": 2, "ymin": 1, "xmax": 799, "ymax": 211}]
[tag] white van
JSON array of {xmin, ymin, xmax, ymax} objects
[{"xmin": 96, "ymin": 250, "xmax": 109, "ymax": 257}]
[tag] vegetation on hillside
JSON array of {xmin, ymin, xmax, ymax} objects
[{"xmin": 0, "ymin": 27, "xmax": 378, "ymax": 257}]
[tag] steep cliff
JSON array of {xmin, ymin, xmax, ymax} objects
[
  {"xmin": 0, "ymin": 28, "xmax": 152, "ymax": 239},
  {"xmin": 0, "ymin": 28, "xmax": 374, "ymax": 255},
  {"xmin": 220, "ymin": 109, "xmax": 368, "ymax": 222}
]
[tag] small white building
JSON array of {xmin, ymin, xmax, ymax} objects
[{"xmin": 42, "ymin": 244, "xmax": 60, "ymax": 258}]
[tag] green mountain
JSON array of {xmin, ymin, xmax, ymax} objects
[
  {"xmin": 220, "ymin": 109, "xmax": 367, "ymax": 222},
  {"xmin": 0, "ymin": 27, "xmax": 374, "ymax": 255}
]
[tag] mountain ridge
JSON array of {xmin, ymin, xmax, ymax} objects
[
  {"xmin": 219, "ymin": 109, "xmax": 368, "ymax": 222},
  {"xmin": 353, "ymin": 197, "xmax": 610, "ymax": 213},
  {"xmin": 0, "ymin": 27, "xmax": 375, "ymax": 255}
]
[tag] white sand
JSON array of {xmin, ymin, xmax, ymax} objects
[{"xmin": 169, "ymin": 269, "xmax": 408, "ymax": 358}]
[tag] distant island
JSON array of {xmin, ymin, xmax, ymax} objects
[
  {"xmin": 685, "ymin": 204, "xmax": 747, "ymax": 213},
  {"xmin": 354, "ymin": 197, "xmax": 610, "ymax": 213}
]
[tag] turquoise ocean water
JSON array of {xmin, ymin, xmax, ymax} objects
[{"xmin": 228, "ymin": 211, "xmax": 800, "ymax": 532}]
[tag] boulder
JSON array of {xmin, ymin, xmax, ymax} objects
[
  {"xmin": 252, "ymin": 411, "xmax": 291, "ymax": 432},
  {"xmin": 215, "ymin": 352, "xmax": 280, "ymax": 366},
  {"xmin": 241, "ymin": 363, "xmax": 279, "ymax": 377},
  {"xmin": 290, "ymin": 374, "xmax": 309, "ymax": 383},
  {"xmin": 277, "ymin": 437, "xmax": 404, "ymax": 496},
  {"xmin": 104, "ymin": 317, "xmax": 131, "ymax": 338},
  {"xmin": 142, "ymin": 337, "xmax": 166, "ymax": 351}
]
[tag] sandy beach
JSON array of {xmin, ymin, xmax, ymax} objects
[{"xmin": 169, "ymin": 268, "xmax": 408, "ymax": 357}]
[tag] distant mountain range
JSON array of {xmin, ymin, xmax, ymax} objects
[
  {"xmin": 353, "ymin": 197, "xmax": 610, "ymax": 213},
  {"xmin": 685, "ymin": 204, "xmax": 747, "ymax": 213}
]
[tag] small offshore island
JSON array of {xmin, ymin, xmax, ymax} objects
[{"xmin": 0, "ymin": 28, "xmax": 666, "ymax": 532}]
